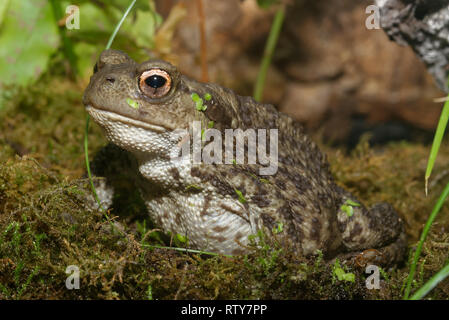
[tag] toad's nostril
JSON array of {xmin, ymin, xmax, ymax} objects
[{"xmin": 106, "ymin": 76, "xmax": 115, "ymax": 83}]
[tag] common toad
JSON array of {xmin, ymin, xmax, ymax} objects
[{"xmin": 83, "ymin": 49, "xmax": 406, "ymax": 265}]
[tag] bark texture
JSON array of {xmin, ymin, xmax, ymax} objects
[{"xmin": 377, "ymin": 0, "xmax": 449, "ymax": 92}]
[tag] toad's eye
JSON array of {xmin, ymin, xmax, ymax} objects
[
  {"xmin": 145, "ymin": 75, "xmax": 166, "ymax": 88},
  {"xmin": 139, "ymin": 69, "xmax": 171, "ymax": 99}
]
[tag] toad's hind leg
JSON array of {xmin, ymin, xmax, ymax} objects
[{"xmin": 336, "ymin": 188, "xmax": 407, "ymax": 265}]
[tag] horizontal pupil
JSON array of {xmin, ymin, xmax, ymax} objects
[{"xmin": 145, "ymin": 75, "xmax": 167, "ymax": 88}]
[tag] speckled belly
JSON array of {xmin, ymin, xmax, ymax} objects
[{"xmin": 144, "ymin": 191, "xmax": 254, "ymax": 255}]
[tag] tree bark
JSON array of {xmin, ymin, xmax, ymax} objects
[{"xmin": 376, "ymin": 0, "xmax": 449, "ymax": 92}]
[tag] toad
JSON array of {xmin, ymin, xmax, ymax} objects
[{"xmin": 83, "ymin": 49, "xmax": 406, "ymax": 265}]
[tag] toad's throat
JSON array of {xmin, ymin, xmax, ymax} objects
[{"xmin": 85, "ymin": 105, "xmax": 169, "ymax": 133}]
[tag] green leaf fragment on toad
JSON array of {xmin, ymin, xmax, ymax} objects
[
  {"xmin": 185, "ymin": 184, "xmax": 202, "ymax": 191},
  {"xmin": 345, "ymin": 199, "xmax": 360, "ymax": 207},
  {"xmin": 341, "ymin": 204, "xmax": 353, "ymax": 217},
  {"xmin": 340, "ymin": 199, "xmax": 360, "ymax": 217},
  {"xmin": 176, "ymin": 233, "xmax": 188, "ymax": 243},
  {"xmin": 126, "ymin": 98, "xmax": 139, "ymax": 109},
  {"xmin": 195, "ymin": 100, "xmax": 205, "ymax": 111},
  {"xmin": 234, "ymin": 188, "xmax": 246, "ymax": 204},
  {"xmin": 201, "ymin": 128, "xmax": 205, "ymax": 141},
  {"xmin": 204, "ymin": 93, "xmax": 212, "ymax": 101},
  {"xmin": 208, "ymin": 121, "xmax": 214, "ymax": 128},
  {"xmin": 191, "ymin": 93, "xmax": 200, "ymax": 101},
  {"xmin": 191, "ymin": 92, "xmax": 207, "ymax": 111},
  {"xmin": 273, "ymin": 222, "xmax": 283, "ymax": 234}
]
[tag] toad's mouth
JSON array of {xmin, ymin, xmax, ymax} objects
[{"xmin": 86, "ymin": 105, "xmax": 169, "ymax": 133}]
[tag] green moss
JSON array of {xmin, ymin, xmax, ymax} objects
[
  {"xmin": 0, "ymin": 154, "xmax": 373, "ymax": 299},
  {"xmin": 0, "ymin": 79, "xmax": 106, "ymax": 177},
  {"xmin": 332, "ymin": 259, "xmax": 355, "ymax": 283}
]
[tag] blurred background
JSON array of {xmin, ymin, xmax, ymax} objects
[{"xmin": 0, "ymin": 0, "xmax": 445, "ymax": 149}]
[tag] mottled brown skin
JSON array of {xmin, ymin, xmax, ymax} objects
[{"xmin": 83, "ymin": 50, "xmax": 407, "ymax": 265}]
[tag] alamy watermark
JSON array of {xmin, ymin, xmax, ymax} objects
[
  {"xmin": 65, "ymin": 265, "xmax": 80, "ymax": 290},
  {"xmin": 365, "ymin": 264, "xmax": 380, "ymax": 289},
  {"xmin": 365, "ymin": 5, "xmax": 381, "ymax": 30},
  {"xmin": 65, "ymin": 5, "xmax": 80, "ymax": 30},
  {"xmin": 169, "ymin": 121, "xmax": 278, "ymax": 175}
]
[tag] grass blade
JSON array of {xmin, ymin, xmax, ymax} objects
[
  {"xmin": 84, "ymin": 115, "xmax": 101, "ymax": 207},
  {"xmin": 106, "ymin": 0, "xmax": 137, "ymax": 50},
  {"xmin": 403, "ymin": 178, "xmax": 449, "ymax": 299},
  {"xmin": 142, "ymin": 244, "xmax": 231, "ymax": 257},
  {"xmin": 84, "ymin": 0, "xmax": 137, "ymax": 209},
  {"xmin": 410, "ymin": 262, "xmax": 449, "ymax": 300},
  {"xmin": 425, "ymin": 98, "xmax": 449, "ymax": 195},
  {"xmin": 253, "ymin": 4, "xmax": 285, "ymax": 102}
]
